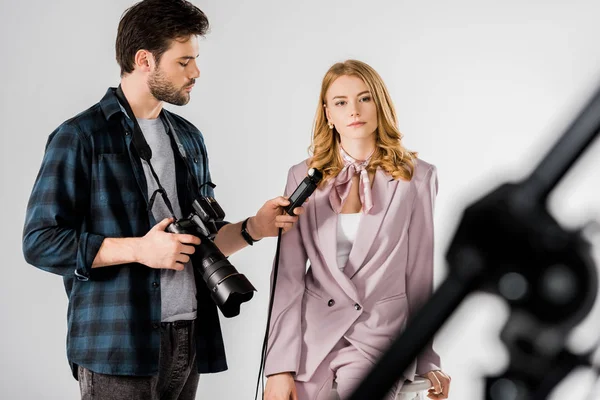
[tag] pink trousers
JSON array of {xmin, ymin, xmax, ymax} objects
[{"xmin": 295, "ymin": 338, "xmax": 401, "ymax": 400}]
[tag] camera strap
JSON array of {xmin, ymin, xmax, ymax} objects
[
  {"xmin": 115, "ymin": 85, "xmax": 177, "ymax": 218},
  {"xmin": 116, "ymin": 86, "xmax": 214, "ymax": 198},
  {"xmin": 159, "ymin": 110, "xmax": 214, "ymax": 197}
]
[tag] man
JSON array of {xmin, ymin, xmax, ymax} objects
[{"xmin": 22, "ymin": 1, "xmax": 303, "ymax": 399}]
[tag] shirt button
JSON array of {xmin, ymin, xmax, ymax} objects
[
  {"xmin": 193, "ymin": 157, "xmax": 198, "ymax": 163},
  {"xmin": 152, "ymin": 282, "xmax": 159, "ymax": 288},
  {"xmin": 124, "ymin": 130, "xmax": 130, "ymax": 136},
  {"xmin": 354, "ymin": 303, "xmax": 362, "ymax": 311},
  {"xmin": 152, "ymin": 323, "xmax": 160, "ymax": 329},
  {"xmin": 327, "ymin": 299, "xmax": 335, "ymax": 307}
]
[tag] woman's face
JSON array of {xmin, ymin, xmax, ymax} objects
[{"xmin": 324, "ymin": 75, "xmax": 378, "ymax": 143}]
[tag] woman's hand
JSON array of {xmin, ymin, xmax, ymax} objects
[
  {"xmin": 264, "ymin": 372, "xmax": 298, "ymax": 400},
  {"xmin": 423, "ymin": 370, "xmax": 451, "ymax": 399}
]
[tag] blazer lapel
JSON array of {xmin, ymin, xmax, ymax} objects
[
  {"xmin": 314, "ymin": 181, "xmax": 359, "ymax": 302},
  {"xmin": 344, "ymin": 169, "xmax": 399, "ymax": 279}
]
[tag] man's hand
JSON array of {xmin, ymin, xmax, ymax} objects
[
  {"xmin": 248, "ymin": 196, "xmax": 306, "ymax": 239},
  {"xmin": 136, "ymin": 218, "xmax": 201, "ymax": 270},
  {"xmin": 264, "ymin": 372, "xmax": 298, "ymax": 400}
]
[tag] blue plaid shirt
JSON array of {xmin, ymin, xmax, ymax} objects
[{"xmin": 23, "ymin": 87, "xmax": 228, "ymax": 378}]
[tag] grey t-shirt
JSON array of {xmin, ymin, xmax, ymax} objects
[{"xmin": 137, "ymin": 117, "xmax": 197, "ymax": 323}]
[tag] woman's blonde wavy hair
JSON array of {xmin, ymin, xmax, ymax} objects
[{"xmin": 308, "ymin": 60, "xmax": 417, "ymax": 187}]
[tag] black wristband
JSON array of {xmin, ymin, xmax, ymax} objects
[{"xmin": 241, "ymin": 217, "xmax": 260, "ymax": 246}]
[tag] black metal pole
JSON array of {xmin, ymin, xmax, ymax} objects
[{"xmin": 524, "ymin": 85, "xmax": 600, "ymax": 202}]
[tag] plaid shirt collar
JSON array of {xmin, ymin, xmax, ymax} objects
[{"xmin": 99, "ymin": 87, "xmax": 125, "ymax": 121}]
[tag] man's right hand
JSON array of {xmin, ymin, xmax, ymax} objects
[
  {"xmin": 264, "ymin": 372, "xmax": 298, "ymax": 400},
  {"xmin": 137, "ymin": 218, "xmax": 201, "ymax": 271}
]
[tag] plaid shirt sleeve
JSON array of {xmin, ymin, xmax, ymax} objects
[{"xmin": 23, "ymin": 122, "xmax": 104, "ymax": 281}]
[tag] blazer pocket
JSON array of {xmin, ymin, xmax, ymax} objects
[
  {"xmin": 375, "ymin": 292, "xmax": 407, "ymax": 305},
  {"xmin": 304, "ymin": 287, "xmax": 324, "ymax": 300}
]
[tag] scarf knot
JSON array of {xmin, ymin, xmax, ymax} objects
[{"xmin": 329, "ymin": 147, "xmax": 374, "ymax": 214}]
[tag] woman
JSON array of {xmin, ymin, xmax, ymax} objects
[{"xmin": 264, "ymin": 60, "xmax": 450, "ymax": 400}]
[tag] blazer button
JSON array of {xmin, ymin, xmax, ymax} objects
[
  {"xmin": 354, "ymin": 303, "xmax": 362, "ymax": 311},
  {"xmin": 327, "ymin": 299, "xmax": 335, "ymax": 307}
]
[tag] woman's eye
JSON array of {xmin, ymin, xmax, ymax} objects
[
  {"xmin": 335, "ymin": 101, "xmax": 346, "ymax": 106},
  {"xmin": 179, "ymin": 62, "xmax": 188, "ymax": 67},
  {"xmin": 360, "ymin": 96, "xmax": 371, "ymax": 102}
]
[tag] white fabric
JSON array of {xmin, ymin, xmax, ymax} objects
[
  {"xmin": 336, "ymin": 213, "xmax": 361, "ymax": 271},
  {"xmin": 398, "ymin": 377, "xmax": 432, "ymax": 399}
]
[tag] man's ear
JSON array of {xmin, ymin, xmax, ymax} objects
[{"xmin": 133, "ymin": 49, "xmax": 154, "ymax": 72}]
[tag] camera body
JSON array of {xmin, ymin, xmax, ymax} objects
[{"xmin": 166, "ymin": 195, "xmax": 256, "ymax": 318}]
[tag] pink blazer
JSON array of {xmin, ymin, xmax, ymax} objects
[{"xmin": 264, "ymin": 158, "xmax": 441, "ymax": 383}]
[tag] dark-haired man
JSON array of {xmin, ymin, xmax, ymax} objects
[{"xmin": 22, "ymin": 1, "xmax": 302, "ymax": 399}]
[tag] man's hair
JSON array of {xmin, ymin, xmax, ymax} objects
[{"xmin": 116, "ymin": 0, "xmax": 209, "ymax": 76}]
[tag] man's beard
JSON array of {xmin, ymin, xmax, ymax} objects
[{"xmin": 148, "ymin": 68, "xmax": 194, "ymax": 106}]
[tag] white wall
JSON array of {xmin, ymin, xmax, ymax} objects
[{"xmin": 2, "ymin": 0, "xmax": 600, "ymax": 398}]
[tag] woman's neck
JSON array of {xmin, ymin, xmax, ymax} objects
[{"xmin": 339, "ymin": 137, "xmax": 376, "ymax": 161}]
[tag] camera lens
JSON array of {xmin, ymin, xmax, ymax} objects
[{"xmin": 195, "ymin": 239, "xmax": 256, "ymax": 318}]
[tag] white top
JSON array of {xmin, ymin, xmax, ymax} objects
[{"xmin": 336, "ymin": 212, "xmax": 362, "ymax": 271}]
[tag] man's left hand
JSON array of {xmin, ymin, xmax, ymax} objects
[{"xmin": 248, "ymin": 196, "xmax": 306, "ymax": 239}]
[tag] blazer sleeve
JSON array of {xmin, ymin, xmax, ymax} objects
[
  {"xmin": 405, "ymin": 164, "xmax": 442, "ymax": 374},
  {"xmin": 264, "ymin": 166, "xmax": 309, "ymax": 376}
]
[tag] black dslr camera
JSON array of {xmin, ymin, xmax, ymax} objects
[{"xmin": 166, "ymin": 194, "xmax": 256, "ymax": 318}]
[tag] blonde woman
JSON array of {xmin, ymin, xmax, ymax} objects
[{"xmin": 263, "ymin": 60, "xmax": 450, "ymax": 400}]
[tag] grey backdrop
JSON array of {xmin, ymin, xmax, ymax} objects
[{"xmin": 2, "ymin": 0, "xmax": 600, "ymax": 399}]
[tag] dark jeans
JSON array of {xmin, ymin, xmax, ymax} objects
[{"xmin": 79, "ymin": 320, "xmax": 199, "ymax": 400}]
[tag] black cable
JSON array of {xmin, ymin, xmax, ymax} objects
[{"xmin": 255, "ymin": 227, "xmax": 284, "ymax": 400}]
